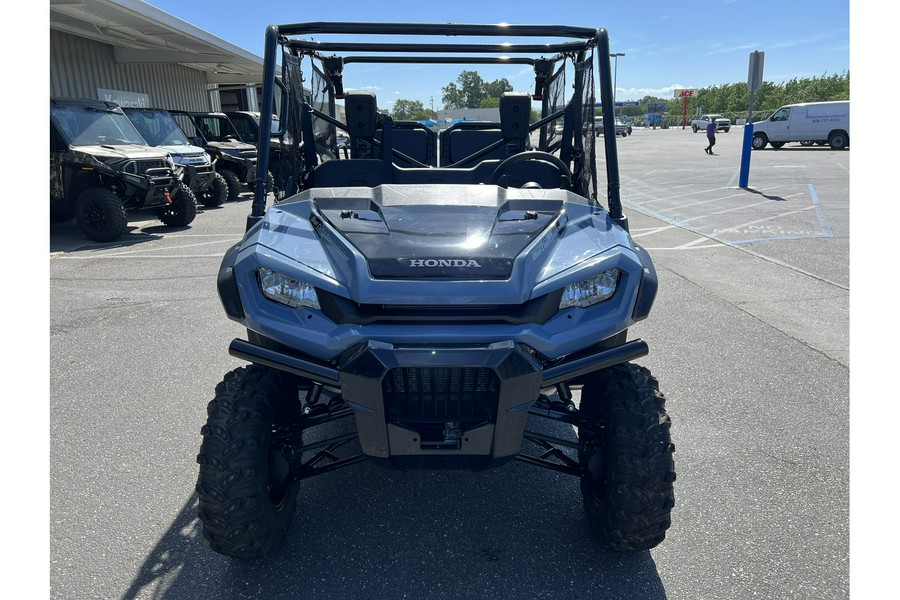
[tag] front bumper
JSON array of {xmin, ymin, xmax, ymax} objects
[
  {"xmin": 228, "ymin": 336, "xmax": 648, "ymax": 465},
  {"xmin": 124, "ymin": 166, "xmax": 176, "ymax": 208},
  {"xmin": 182, "ymin": 164, "xmax": 216, "ymax": 191}
]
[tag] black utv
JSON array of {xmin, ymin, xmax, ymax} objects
[
  {"xmin": 50, "ymin": 98, "xmax": 196, "ymax": 242},
  {"xmin": 123, "ymin": 108, "xmax": 228, "ymax": 208},
  {"xmin": 170, "ymin": 110, "xmax": 262, "ymax": 203},
  {"xmin": 225, "ymin": 110, "xmax": 288, "ymax": 199}
]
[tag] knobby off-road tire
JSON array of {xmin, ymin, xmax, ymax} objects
[
  {"xmin": 196, "ymin": 364, "xmax": 304, "ymax": 558},
  {"xmin": 197, "ymin": 173, "xmax": 228, "ymax": 207},
  {"xmin": 218, "ymin": 169, "xmax": 242, "ymax": 202},
  {"xmin": 578, "ymin": 363, "xmax": 675, "ymax": 552},
  {"xmin": 158, "ymin": 181, "xmax": 197, "ymax": 227},
  {"xmin": 75, "ymin": 187, "xmax": 128, "ymax": 242}
]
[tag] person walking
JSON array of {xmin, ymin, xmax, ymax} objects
[{"xmin": 704, "ymin": 117, "xmax": 717, "ymax": 155}]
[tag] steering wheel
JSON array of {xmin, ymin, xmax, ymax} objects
[{"xmin": 489, "ymin": 151, "xmax": 573, "ymax": 189}]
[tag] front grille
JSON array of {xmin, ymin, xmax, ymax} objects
[
  {"xmin": 383, "ymin": 367, "xmax": 499, "ymax": 424},
  {"xmin": 317, "ymin": 289, "xmax": 563, "ymax": 325},
  {"xmin": 177, "ymin": 153, "xmax": 209, "ymax": 165},
  {"xmin": 240, "ymin": 150, "xmax": 258, "ymax": 159},
  {"xmin": 128, "ymin": 159, "xmax": 167, "ymax": 175}
]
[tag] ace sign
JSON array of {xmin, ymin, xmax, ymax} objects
[{"xmin": 674, "ymin": 89, "xmax": 697, "ymax": 128}]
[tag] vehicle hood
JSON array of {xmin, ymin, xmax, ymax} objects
[
  {"xmin": 315, "ymin": 196, "xmax": 559, "ymax": 279},
  {"xmin": 249, "ymin": 184, "xmax": 633, "ymax": 292},
  {"xmin": 72, "ymin": 144, "xmax": 170, "ymax": 161},
  {"xmin": 207, "ymin": 141, "xmax": 256, "ymax": 153},
  {"xmin": 161, "ymin": 144, "xmax": 210, "ymax": 165},
  {"xmin": 160, "ymin": 143, "xmax": 207, "ymax": 156}
]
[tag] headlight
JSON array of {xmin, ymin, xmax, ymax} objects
[
  {"xmin": 559, "ymin": 269, "xmax": 619, "ymax": 309},
  {"xmin": 257, "ymin": 267, "xmax": 320, "ymax": 309}
]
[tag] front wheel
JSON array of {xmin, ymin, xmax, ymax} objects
[
  {"xmin": 578, "ymin": 363, "xmax": 675, "ymax": 552},
  {"xmin": 769, "ymin": 141, "xmax": 785, "ymax": 149},
  {"xmin": 218, "ymin": 169, "xmax": 242, "ymax": 202},
  {"xmin": 158, "ymin": 181, "xmax": 197, "ymax": 227},
  {"xmin": 197, "ymin": 173, "xmax": 227, "ymax": 207},
  {"xmin": 75, "ymin": 187, "xmax": 128, "ymax": 242},
  {"xmin": 196, "ymin": 365, "xmax": 305, "ymax": 558},
  {"xmin": 751, "ymin": 133, "xmax": 768, "ymax": 150}
]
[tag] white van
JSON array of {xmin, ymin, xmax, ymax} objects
[{"xmin": 750, "ymin": 100, "xmax": 849, "ymax": 150}]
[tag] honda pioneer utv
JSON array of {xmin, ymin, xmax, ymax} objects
[
  {"xmin": 50, "ymin": 98, "xmax": 196, "ymax": 242},
  {"xmin": 197, "ymin": 22, "xmax": 675, "ymax": 559},
  {"xmin": 123, "ymin": 108, "xmax": 228, "ymax": 208},
  {"xmin": 170, "ymin": 110, "xmax": 264, "ymax": 203}
]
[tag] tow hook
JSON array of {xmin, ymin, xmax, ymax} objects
[{"xmin": 164, "ymin": 190, "xmax": 173, "ymax": 204}]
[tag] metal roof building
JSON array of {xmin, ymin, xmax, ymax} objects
[{"xmin": 49, "ymin": 0, "xmax": 266, "ymax": 112}]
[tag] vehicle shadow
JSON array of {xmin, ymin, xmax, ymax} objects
[
  {"xmin": 119, "ymin": 414, "xmax": 668, "ymax": 600},
  {"xmin": 760, "ymin": 146, "xmax": 846, "ymax": 152},
  {"xmin": 49, "ymin": 220, "xmax": 164, "ymax": 253}
]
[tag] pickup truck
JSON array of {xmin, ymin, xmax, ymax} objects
[
  {"xmin": 691, "ymin": 114, "xmax": 731, "ymax": 133},
  {"xmin": 594, "ymin": 116, "xmax": 628, "ymax": 137}
]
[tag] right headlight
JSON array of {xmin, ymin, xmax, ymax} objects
[
  {"xmin": 257, "ymin": 267, "xmax": 320, "ymax": 309},
  {"xmin": 558, "ymin": 269, "xmax": 619, "ymax": 309}
]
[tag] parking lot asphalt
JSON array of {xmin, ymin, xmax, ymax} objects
[{"xmin": 47, "ymin": 126, "xmax": 849, "ymax": 599}]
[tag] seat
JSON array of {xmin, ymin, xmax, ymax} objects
[
  {"xmin": 439, "ymin": 122, "xmax": 503, "ymax": 167},
  {"xmin": 439, "ymin": 92, "xmax": 533, "ymax": 167},
  {"xmin": 374, "ymin": 122, "xmax": 436, "ymax": 167},
  {"xmin": 310, "ymin": 92, "xmax": 391, "ymax": 186}
]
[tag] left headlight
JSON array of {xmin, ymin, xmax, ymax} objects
[
  {"xmin": 559, "ymin": 269, "xmax": 619, "ymax": 309},
  {"xmin": 257, "ymin": 267, "xmax": 320, "ymax": 309}
]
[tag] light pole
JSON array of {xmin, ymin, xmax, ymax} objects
[{"xmin": 610, "ymin": 52, "xmax": 625, "ymax": 119}]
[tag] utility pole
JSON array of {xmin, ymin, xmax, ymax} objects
[
  {"xmin": 610, "ymin": 52, "xmax": 625, "ymax": 119},
  {"xmin": 739, "ymin": 50, "xmax": 765, "ymax": 188}
]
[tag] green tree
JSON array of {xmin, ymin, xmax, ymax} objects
[
  {"xmin": 391, "ymin": 99, "xmax": 434, "ymax": 121},
  {"xmin": 442, "ymin": 70, "xmax": 513, "ymax": 109},
  {"xmin": 663, "ymin": 72, "xmax": 848, "ymax": 122}
]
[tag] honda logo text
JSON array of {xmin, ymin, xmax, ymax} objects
[{"xmin": 408, "ymin": 258, "xmax": 482, "ymax": 268}]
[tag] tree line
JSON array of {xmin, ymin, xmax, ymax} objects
[
  {"xmin": 632, "ymin": 71, "xmax": 850, "ymax": 123},
  {"xmin": 387, "ymin": 70, "xmax": 849, "ymax": 123}
]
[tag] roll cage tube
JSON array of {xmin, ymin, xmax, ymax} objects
[{"xmin": 248, "ymin": 23, "xmax": 624, "ymax": 228}]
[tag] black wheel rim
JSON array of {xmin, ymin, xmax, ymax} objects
[{"xmin": 82, "ymin": 201, "xmax": 107, "ymax": 235}]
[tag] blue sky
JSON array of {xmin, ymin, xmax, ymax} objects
[{"xmin": 140, "ymin": 0, "xmax": 850, "ymax": 109}]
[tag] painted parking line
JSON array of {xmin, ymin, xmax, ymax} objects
[
  {"xmin": 53, "ymin": 235, "xmax": 242, "ymax": 259},
  {"xmin": 627, "ymin": 180, "xmax": 834, "ymax": 250}
]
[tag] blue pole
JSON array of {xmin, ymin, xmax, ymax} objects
[{"xmin": 739, "ymin": 122, "xmax": 753, "ymax": 187}]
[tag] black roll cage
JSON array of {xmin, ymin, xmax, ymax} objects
[{"xmin": 249, "ymin": 22, "xmax": 624, "ymax": 231}]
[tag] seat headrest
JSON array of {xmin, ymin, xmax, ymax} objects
[
  {"xmin": 344, "ymin": 91, "xmax": 378, "ymax": 138},
  {"xmin": 500, "ymin": 92, "xmax": 531, "ymax": 139}
]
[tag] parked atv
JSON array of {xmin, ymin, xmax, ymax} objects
[
  {"xmin": 197, "ymin": 23, "xmax": 674, "ymax": 559},
  {"xmin": 225, "ymin": 110, "xmax": 287, "ymax": 199},
  {"xmin": 123, "ymin": 108, "xmax": 228, "ymax": 208},
  {"xmin": 50, "ymin": 98, "xmax": 195, "ymax": 242},
  {"xmin": 170, "ymin": 110, "xmax": 261, "ymax": 202}
]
